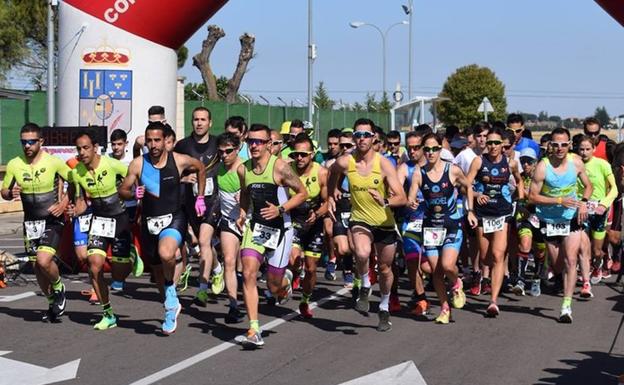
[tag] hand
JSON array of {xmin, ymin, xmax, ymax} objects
[
  {"xmin": 332, "ymin": 189, "xmax": 342, "ymax": 202},
  {"xmin": 368, "ymin": 188, "xmax": 385, "ymax": 207},
  {"xmin": 595, "ymin": 204, "xmax": 607, "ymax": 216},
  {"xmin": 234, "ymin": 191, "xmax": 240, "ymax": 203},
  {"xmin": 409, "ymin": 199, "xmax": 420, "ymax": 210},
  {"xmin": 467, "ymin": 211, "xmax": 478, "ymax": 229},
  {"xmin": 11, "ymin": 184, "xmax": 21, "ymax": 200},
  {"xmin": 180, "ymin": 174, "xmax": 197, "ymax": 184},
  {"xmin": 135, "ymin": 185, "xmax": 145, "ymax": 200},
  {"xmin": 260, "ymin": 201, "xmax": 280, "ymax": 221},
  {"xmin": 305, "ymin": 210, "xmax": 317, "ymax": 225},
  {"xmin": 65, "ymin": 203, "xmax": 76, "ymax": 218},
  {"xmin": 477, "ymin": 194, "xmax": 490, "ymax": 206},
  {"xmin": 578, "ymin": 202, "xmax": 588, "ymax": 224},
  {"xmin": 195, "ymin": 196, "xmax": 206, "ymax": 217},
  {"xmin": 327, "ymin": 197, "xmax": 337, "ymax": 222},
  {"xmin": 561, "ymin": 197, "xmax": 577, "ymax": 209},
  {"xmin": 236, "ymin": 214, "xmax": 246, "ymax": 231},
  {"xmin": 47, "ymin": 202, "xmax": 65, "ymax": 217}
]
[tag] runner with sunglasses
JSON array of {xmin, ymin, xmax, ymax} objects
[
  {"xmin": 287, "ymin": 135, "xmax": 329, "ymax": 319},
  {"xmin": 467, "ymin": 127, "xmax": 525, "ymax": 317},
  {"xmin": 216, "ymin": 133, "xmax": 246, "ymax": 323},
  {"xmin": 529, "ymin": 128, "xmax": 592, "ymax": 323},
  {"xmin": 328, "ymin": 119, "xmax": 406, "ymax": 332},
  {"xmin": 235, "ymin": 123, "xmax": 308, "ymax": 348},
  {"xmin": 576, "ymin": 136, "xmax": 617, "ymax": 291},
  {"xmin": 508, "ymin": 113, "xmax": 540, "ymax": 156},
  {"xmin": 408, "ymin": 133, "xmax": 477, "ymax": 324}
]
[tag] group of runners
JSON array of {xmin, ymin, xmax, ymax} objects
[{"xmin": 3, "ymin": 107, "xmax": 622, "ymax": 349}]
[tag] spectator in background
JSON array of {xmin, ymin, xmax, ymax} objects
[
  {"xmin": 281, "ymin": 119, "xmax": 304, "ymax": 159},
  {"xmin": 583, "ymin": 117, "xmax": 615, "ymax": 162},
  {"xmin": 134, "ymin": 105, "xmax": 166, "ymax": 157},
  {"xmin": 225, "ymin": 116, "xmax": 249, "ymax": 161},
  {"xmin": 373, "ymin": 125, "xmax": 386, "ymax": 154},
  {"xmin": 315, "ymin": 128, "xmax": 341, "ymax": 165},
  {"xmin": 385, "ymin": 130, "xmax": 405, "ymax": 167},
  {"xmin": 269, "ymin": 130, "xmax": 283, "ymax": 157},
  {"xmin": 507, "ymin": 113, "xmax": 540, "ymax": 155},
  {"xmin": 539, "ymin": 133, "xmax": 552, "ymax": 159},
  {"xmin": 464, "ymin": 126, "xmax": 476, "ymax": 149},
  {"xmin": 450, "ymin": 135, "xmax": 468, "ymax": 158}
]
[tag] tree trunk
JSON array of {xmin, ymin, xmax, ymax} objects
[
  {"xmin": 226, "ymin": 33, "xmax": 255, "ymax": 104},
  {"xmin": 192, "ymin": 25, "xmax": 225, "ymax": 101}
]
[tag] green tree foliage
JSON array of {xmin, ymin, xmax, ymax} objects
[
  {"xmin": 314, "ymin": 81, "xmax": 334, "ymax": 110},
  {"xmin": 378, "ymin": 93, "xmax": 392, "ymax": 113},
  {"xmin": 437, "ymin": 64, "xmax": 507, "ymax": 127},
  {"xmin": 538, "ymin": 111, "xmax": 548, "ymax": 121},
  {"xmin": 594, "ymin": 106, "xmax": 610, "ymax": 127},
  {"xmin": 185, "ymin": 76, "xmax": 229, "ymax": 100},
  {"xmin": 177, "ymin": 46, "xmax": 188, "ymax": 69},
  {"xmin": 365, "ymin": 93, "xmax": 379, "ymax": 112}
]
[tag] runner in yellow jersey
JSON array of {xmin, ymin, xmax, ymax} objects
[{"xmin": 328, "ymin": 118, "xmax": 407, "ymax": 332}]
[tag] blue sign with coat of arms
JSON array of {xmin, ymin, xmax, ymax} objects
[{"xmin": 79, "ymin": 69, "xmax": 132, "ymax": 135}]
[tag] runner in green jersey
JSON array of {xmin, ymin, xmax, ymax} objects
[{"xmin": 1, "ymin": 123, "xmax": 71, "ymax": 322}]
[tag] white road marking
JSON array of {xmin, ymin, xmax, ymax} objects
[
  {"xmin": 338, "ymin": 360, "xmax": 428, "ymax": 385},
  {"xmin": 129, "ymin": 287, "xmax": 351, "ymax": 385},
  {"xmin": 0, "ymin": 350, "xmax": 81, "ymax": 385},
  {"xmin": 0, "ymin": 291, "xmax": 36, "ymax": 302}
]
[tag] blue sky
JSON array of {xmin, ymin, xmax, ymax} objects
[{"xmin": 178, "ymin": 0, "xmax": 624, "ymax": 119}]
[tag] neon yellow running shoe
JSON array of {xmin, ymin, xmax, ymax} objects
[
  {"xmin": 131, "ymin": 245, "xmax": 144, "ymax": 277},
  {"xmin": 94, "ymin": 314, "xmax": 117, "ymax": 330},
  {"xmin": 194, "ymin": 289, "xmax": 209, "ymax": 307},
  {"xmin": 177, "ymin": 265, "xmax": 192, "ymax": 292},
  {"xmin": 451, "ymin": 280, "xmax": 466, "ymax": 309},
  {"xmin": 211, "ymin": 267, "xmax": 225, "ymax": 295},
  {"xmin": 435, "ymin": 309, "xmax": 451, "ymax": 324}
]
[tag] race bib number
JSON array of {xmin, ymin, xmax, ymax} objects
[
  {"xmin": 193, "ymin": 178, "xmax": 215, "ymax": 196},
  {"xmin": 587, "ymin": 200, "xmax": 599, "ymax": 215},
  {"xmin": 146, "ymin": 214, "xmax": 173, "ymax": 235},
  {"xmin": 423, "ymin": 227, "xmax": 446, "ymax": 247},
  {"xmin": 529, "ymin": 215, "xmax": 540, "ymax": 229},
  {"xmin": 252, "ymin": 223, "xmax": 281, "ymax": 249},
  {"xmin": 483, "ymin": 216, "xmax": 505, "ymax": 234},
  {"xmin": 78, "ymin": 214, "xmax": 92, "ymax": 233},
  {"xmin": 340, "ymin": 212, "xmax": 351, "ymax": 228},
  {"xmin": 405, "ymin": 219, "xmax": 423, "ymax": 233},
  {"xmin": 25, "ymin": 220, "xmax": 46, "ymax": 240},
  {"xmin": 90, "ymin": 216, "xmax": 116, "ymax": 238},
  {"xmin": 546, "ymin": 222, "xmax": 570, "ymax": 237}
]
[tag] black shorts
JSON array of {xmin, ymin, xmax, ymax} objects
[
  {"xmin": 188, "ymin": 195, "xmax": 221, "ymax": 236},
  {"xmin": 586, "ymin": 212, "xmax": 608, "ymax": 234},
  {"xmin": 23, "ymin": 215, "xmax": 65, "ymax": 259},
  {"xmin": 350, "ymin": 221, "xmax": 398, "ymax": 245},
  {"xmin": 87, "ymin": 212, "xmax": 131, "ymax": 259},
  {"xmin": 609, "ymin": 197, "xmax": 623, "ymax": 232},
  {"xmin": 517, "ymin": 219, "xmax": 544, "ymax": 244},
  {"xmin": 293, "ymin": 220, "xmax": 324, "ymax": 258},
  {"xmin": 141, "ymin": 210, "xmax": 188, "ymax": 265},
  {"xmin": 218, "ymin": 217, "xmax": 242, "ymax": 240},
  {"xmin": 333, "ymin": 197, "xmax": 351, "ymax": 237},
  {"xmin": 539, "ymin": 217, "xmax": 583, "ymax": 243}
]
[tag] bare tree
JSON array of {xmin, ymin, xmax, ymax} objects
[{"xmin": 192, "ymin": 25, "xmax": 255, "ymax": 102}]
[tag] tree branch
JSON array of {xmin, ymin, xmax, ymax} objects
[
  {"xmin": 226, "ymin": 33, "xmax": 255, "ymax": 103},
  {"xmin": 192, "ymin": 25, "xmax": 225, "ymax": 101}
]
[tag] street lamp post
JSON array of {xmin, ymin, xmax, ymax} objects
[
  {"xmin": 277, "ymin": 96, "xmax": 288, "ymax": 120},
  {"xmin": 402, "ymin": 0, "xmax": 413, "ymax": 101},
  {"xmin": 349, "ymin": 20, "xmax": 408, "ymax": 97},
  {"xmin": 259, "ymin": 95, "xmax": 271, "ymax": 126}
]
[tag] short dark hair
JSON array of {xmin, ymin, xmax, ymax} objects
[
  {"xmin": 414, "ymin": 124, "xmax": 432, "ymax": 135},
  {"xmin": 491, "ymin": 120, "xmax": 506, "ymax": 131},
  {"xmin": 145, "ymin": 121, "xmax": 167, "ymax": 136},
  {"xmin": 507, "ymin": 113, "xmax": 524, "ymax": 126},
  {"xmin": 551, "ymin": 127, "xmax": 571, "ymax": 140},
  {"xmin": 148, "ymin": 105, "xmax": 165, "ymax": 116},
  {"xmin": 75, "ymin": 128, "xmax": 99, "ymax": 146},
  {"xmin": 405, "ymin": 131, "xmax": 423, "ymax": 141},
  {"xmin": 487, "ymin": 127, "xmax": 505, "ymax": 139},
  {"xmin": 387, "ymin": 130, "xmax": 401, "ymax": 141},
  {"xmin": 463, "ymin": 126, "xmax": 475, "ymax": 137},
  {"xmin": 373, "ymin": 125, "xmax": 386, "ymax": 141},
  {"xmin": 293, "ymin": 133, "xmax": 315, "ymax": 151},
  {"xmin": 444, "ymin": 125, "xmax": 460, "ymax": 141},
  {"xmin": 502, "ymin": 129, "xmax": 515, "ymax": 143},
  {"xmin": 217, "ymin": 132, "xmax": 240, "ymax": 148},
  {"xmin": 583, "ymin": 117, "xmax": 600, "ymax": 129},
  {"xmin": 353, "ymin": 118, "xmax": 375, "ymax": 131},
  {"xmin": 225, "ymin": 115, "xmax": 246, "ymax": 134},
  {"xmin": 192, "ymin": 106, "xmax": 212, "ymax": 120},
  {"xmin": 110, "ymin": 129, "xmax": 127, "ymax": 142},
  {"xmin": 164, "ymin": 123, "xmax": 176, "ymax": 141},
  {"xmin": 290, "ymin": 119, "xmax": 304, "ymax": 129},
  {"xmin": 20, "ymin": 122, "xmax": 42, "ymax": 137},
  {"xmin": 249, "ymin": 123, "xmax": 271, "ymax": 137},
  {"xmin": 473, "ymin": 122, "xmax": 490, "ymax": 136},
  {"xmin": 327, "ymin": 128, "xmax": 342, "ymax": 140},
  {"xmin": 540, "ymin": 133, "xmax": 552, "ymax": 144},
  {"xmin": 422, "ymin": 132, "xmax": 443, "ymax": 146}
]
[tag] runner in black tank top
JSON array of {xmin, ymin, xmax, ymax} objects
[{"xmin": 120, "ymin": 122, "xmax": 207, "ymax": 335}]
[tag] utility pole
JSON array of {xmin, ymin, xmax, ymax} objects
[{"xmin": 47, "ymin": 1, "xmax": 57, "ymax": 126}]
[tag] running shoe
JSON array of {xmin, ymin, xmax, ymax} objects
[
  {"xmin": 110, "ymin": 281, "xmax": 124, "ymax": 292},
  {"xmin": 51, "ymin": 283, "xmax": 66, "ymax": 318},
  {"xmin": 411, "ymin": 300, "xmax": 429, "ymax": 316},
  {"xmin": 529, "ymin": 279, "xmax": 541, "ymax": 297},
  {"xmin": 451, "ymin": 280, "xmax": 466, "ymax": 309},
  {"xmin": 277, "ymin": 270, "xmax": 293, "ymax": 305},
  {"xmin": 42, "ymin": 305, "xmax": 59, "ymax": 323},
  {"xmin": 559, "ymin": 305, "xmax": 573, "ymax": 323},
  {"xmin": 602, "ymin": 267, "xmax": 612, "ymax": 279},
  {"xmin": 590, "ymin": 267, "xmax": 602, "ymax": 285},
  {"xmin": 512, "ymin": 280, "xmax": 525, "ymax": 296},
  {"xmin": 389, "ymin": 293, "xmax": 401, "ymax": 313},
  {"xmin": 355, "ymin": 286, "xmax": 371, "ymax": 313},
  {"xmin": 469, "ymin": 271, "xmax": 482, "ymax": 296},
  {"xmin": 612, "ymin": 260, "xmax": 621, "ymax": 274},
  {"xmin": 131, "ymin": 246, "xmax": 144, "ymax": 277},
  {"xmin": 93, "ymin": 314, "xmax": 117, "ymax": 330},
  {"xmin": 240, "ymin": 329, "xmax": 264, "ymax": 349},
  {"xmin": 299, "ymin": 302, "xmax": 313, "ymax": 319},
  {"xmin": 377, "ymin": 310, "xmax": 392, "ymax": 332},
  {"xmin": 343, "ymin": 271, "xmax": 354, "ymax": 288},
  {"xmin": 177, "ymin": 265, "xmax": 192, "ymax": 292},
  {"xmin": 162, "ymin": 302, "xmax": 182, "ymax": 335},
  {"xmin": 225, "ymin": 306, "xmax": 245, "ymax": 324},
  {"xmin": 486, "ymin": 302, "xmax": 500, "ymax": 318},
  {"xmin": 211, "ymin": 267, "xmax": 225, "ymax": 295},
  {"xmin": 481, "ymin": 279, "xmax": 492, "ymax": 295},
  {"xmin": 324, "ymin": 261, "xmax": 337, "ymax": 281},
  {"xmin": 580, "ymin": 281, "xmax": 594, "ymax": 298},
  {"xmin": 194, "ymin": 290, "xmax": 209, "ymax": 307},
  {"xmin": 434, "ymin": 308, "xmax": 451, "ymax": 324}
]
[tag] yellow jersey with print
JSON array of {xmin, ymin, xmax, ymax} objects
[{"xmin": 289, "ymin": 162, "xmax": 322, "ymax": 224}]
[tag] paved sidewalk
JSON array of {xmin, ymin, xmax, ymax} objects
[{"xmin": 0, "ymin": 211, "xmax": 23, "ymax": 236}]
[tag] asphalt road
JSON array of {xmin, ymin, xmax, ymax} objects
[{"xmin": 0, "ymin": 230, "xmax": 623, "ymax": 385}]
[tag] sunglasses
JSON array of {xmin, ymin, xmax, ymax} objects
[
  {"xmin": 512, "ymin": 128, "xmax": 523, "ymax": 134},
  {"xmin": 373, "ymin": 139, "xmax": 381, "ymax": 145},
  {"xmin": 246, "ymin": 138, "xmax": 269, "ymax": 146},
  {"xmin": 486, "ymin": 140, "xmax": 502, "ymax": 146},
  {"xmin": 550, "ymin": 141, "xmax": 570, "ymax": 149},
  {"xmin": 289, "ymin": 151, "xmax": 312, "ymax": 159},
  {"xmin": 271, "ymin": 140, "xmax": 283, "ymax": 146},
  {"xmin": 503, "ymin": 144, "xmax": 512, "ymax": 150},
  {"xmin": 21, "ymin": 139, "xmax": 39, "ymax": 146},
  {"xmin": 586, "ymin": 131, "xmax": 600, "ymax": 137},
  {"xmin": 387, "ymin": 141, "xmax": 400, "ymax": 147},
  {"xmin": 339, "ymin": 143, "xmax": 354, "ymax": 149},
  {"xmin": 218, "ymin": 148, "xmax": 237, "ymax": 155},
  {"xmin": 521, "ymin": 158, "xmax": 536, "ymax": 165},
  {"xmin": 408, "ymin": 145, "xmax": 422, "ymax": 151},
  {"xmin": 328, "ymin": 142, "xmax": 339, "ymax": 146},
  {"xmin": 353, "ymin": 130, "xmax": 375, "ymax": 139},
  {"xmin": 423, "ymin": 146, "xmax": 442, "ymax": 153}
]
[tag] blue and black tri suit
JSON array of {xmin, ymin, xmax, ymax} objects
[
  {"xmin": 473, "ymin": 155, "xmax": 514, "ymax": 225},
  {"xmin": 401, "ymin": 160, "xmax": 425, "ymax": 261}
]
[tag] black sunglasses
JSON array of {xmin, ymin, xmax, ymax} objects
[
  {"xmin": 408, "ymin": 145, "xmax": 422, "ymax": 151},
  {"xmin": 387, "ymin": 141, "xmax": 400, "ymax": 147},
  {"xmin": 218, "ymin": 148, "xmax": 237, "ymax": 155},
  {"xmin": 289, "ymin": 151, "xmax": 312, "ymax": 159},
  {"xmin": 486, "ymin": 140, "xmax": 502, "ymax": 146},
  {"xmin": 21, "ymin": 139, "xmax": 39, "ymax": 146},
  {"xmin": 339, "ymin": 143, "xmax": 354, "ymax": 149},
  {"xmin": 423, "ymin": 146, "xmax": 442, "ymax": 153},
  {"xmin": 246, "ymin": 138, "xmax": 269, "ymax": 146},
  {"xmin": 503, "ymin": 144, "xmax": 512, "ymax": 150}
]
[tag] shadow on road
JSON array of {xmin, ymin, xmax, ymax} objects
[{"xmin": 536, "ymin": 351, "xmax": 624, "ymax": 385}]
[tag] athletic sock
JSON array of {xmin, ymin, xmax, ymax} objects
[
  {"xmin": 414, "ymin": 292, "xmax": 426, "ymax": 302},
  {"xmin": 101, "ymin": 302, "xmax": 114, "ymax": 317},
  {"xmin": 301, "ymin": 292, "xmax": 311, "ymax": 304},
  {"xmin": 46, "ymin": 294, "xmax": 54, "ymax": 304},
  {"xmin": 379, "ymin": 293, "xmax": 390, "ymax": 312},
  {"xmin": 250, "ymin": 320, "xmax": 260, "ymax": 333},
  {"xmin": 361, "ymin": 272, "xmax": 371, "ymax": 288},
  {"xmin": 562, "ymin": 297, "xmax": 572, "ymax": 308},
  {"xmin": 52, "ymin": 277, "xmax": 63, "ymax": 292},
  {"xmin": 229, "ymin": 297, "xmax": 237, "ymax": 309},
  {"xmin": 212, "ymin": 262, "xmax": 222, "ymax": 275}
]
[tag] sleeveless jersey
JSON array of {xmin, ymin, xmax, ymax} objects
[
  {"xmin": 289, "ymin": 162, "xmax": 322, "ymax": 224},
  {"xmin": 174, "ymin": 135, "xmax": 220, "ymax": 199},
  {"xmin": 348, "ymin": 153, "xmax": 395, "ymax": 228},
  {"xmin": 474, "ymin": 155, "xmax": 513, "ymax": 217},
  {"xmin": 421, "ymin": 163, "xmax": 461, "ymax": 230},
  {"xmin": 217, "ymin": 163, "xmax": 241, "ymax": 221},
  {"xmin": 244, "ymin": 155, "xmax": 289, "ymax": 229},
  {"xmin": 536, "ymin": 154, "xmax": 577, "ymax": 222},
  {"xmin": 140, "ymin": 153, "xmax": 181, "ymax": 216},
  {"xmin": 402, "ymin": 160, "xmax": 425, "ymax": 223}
]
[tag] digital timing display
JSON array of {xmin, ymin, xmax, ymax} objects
[{"xmin": 41, "ymin": 126, "xmax": 108, "ymax": 147}]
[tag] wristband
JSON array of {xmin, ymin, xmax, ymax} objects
[
  {"xmin": 557, "ymin": 197, "xmax": 562, "ymax": 205},
  {"xmin": 278, "ymin": 206, "xmax": 286, "ymax": 215}
]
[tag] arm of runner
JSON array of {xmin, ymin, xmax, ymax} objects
[
  {"xmin": 599, "ymin": 169, "xmax": 618, "ymax": 212},
  {"xmin": 1, "ymin": 162, "xmax": 17, "ymax": 201},
  {"xmin": 528, "ymin": 160, "xmax": 555, "ymax": 206},
  {"xmin": 326, "ymin": 155, "xmax": 348, "ymax": 220},
  {"xmin": 314, "ymin": 165, "xmax": 330, "ymax": 220},
  {"xmin": 175, "ymin": 153, "xmax": 207, "ymax": 216},
  {"xmin": 236, "ymin": 163, "xmax": 248, "ymax": 230},
  {"xmin": 467, "ymin": 156, "xmax": 488, "ymax": 205},
  {"xmin": 510, "ymin": 159, "xmax": 525, "ymax": 201},
  {"xmin": 47, "ymin": 157, "xmax": 71, "ymax": 217},
  {"xmin": 268, "ymin": 158, "xmax": 308, "ymax": 220},
  {"xmin": 397, "ymin": 163, "xmax": 408, "ymax": 186},
  {"xmin": 453, "ymin": 164, "xmax": 478, "ymax": 228},
  {"xmin": 119, "ymin": 157, "xmax": 142, "ymax": 200},
  {"xmin": 133, "ymin": 135, "xmax": 145, "ymax": 158},
  {"xmin": 575, "ymin": 157, "xmax": 592, "ymax": 223},
  {"xmin": 379, "ymin": 156, "xmax": 406, "ymax": 208},
  {"xmin": 407, "ymin": 166, "xmax": 421, "ymax": 210}
]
